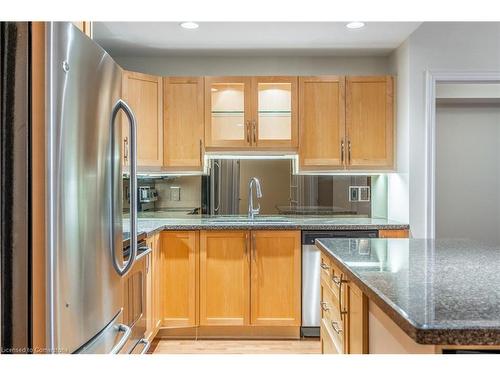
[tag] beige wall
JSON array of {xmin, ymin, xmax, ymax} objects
[
  {"xmin": 114, "ymin": 55, "xmax": 391, "ymax": 76},
  {"xmin": 435, "ymin": 103, "xmax": 500, "ymax": 245}
]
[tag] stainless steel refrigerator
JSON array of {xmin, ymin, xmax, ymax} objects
[{"xmin": 45, "ymin": 22, "xmax": 138, "ymax": 354}]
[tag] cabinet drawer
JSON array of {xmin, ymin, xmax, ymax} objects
[
  {"xmin": 320, "ymin": 253, "xmax": 333, "ymax": 289},
  {"xmin": 320, "ymin": 281, "xmax": 342, "ymax": 324},
  {"xmin": 320, "ymin": 318, "xmax": 344, "ymax": 354}
]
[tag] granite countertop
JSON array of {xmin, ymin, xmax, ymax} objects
[
  {"xmin": 122, "ymin": 215, "xmax": 409, "ymax": 237},
  {"xmin": 315, "ymin": 238, "xmax": 500, "ymax": 345}
]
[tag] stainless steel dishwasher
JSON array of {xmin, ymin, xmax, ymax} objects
[{"xmin": 301, "ymin": 230, "xmax": 378, "ymax": 337}]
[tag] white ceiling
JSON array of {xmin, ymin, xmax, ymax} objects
[{"xmin": 93, "ymin": 22, "xmax": 422, "ymax": 57}]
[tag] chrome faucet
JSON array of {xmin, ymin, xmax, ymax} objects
[{"xmin": 248, "ymin": 177, "xmax": 263, "ymax": 219}]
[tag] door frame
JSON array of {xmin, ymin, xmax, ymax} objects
[{"xmin": 424, "ymin": 70, "xmax": 500, "ymax": 238}]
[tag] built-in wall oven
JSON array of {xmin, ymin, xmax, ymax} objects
[
  {"xmin": 121, "ymin": 232, "xmax": 151, "ymax": 354},
  {"xmin": 301, "ymin": 230, "xmax": 378, "ymax": 337}
]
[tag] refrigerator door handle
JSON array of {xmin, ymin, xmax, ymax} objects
[
  {"xmin": 111, "ymin": 99, "xmax": 138, "ymax": 276},
  {"xmin": 109, "ymin": 324, "xmax": 132, "ymax": 354}
]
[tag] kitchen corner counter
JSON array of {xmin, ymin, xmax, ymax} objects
[
  {"xmin": 315, "ymin": 238, "xmax": 500, "ymax": 346},
  {"xmin": 122, "ymin": 216, "xmax": 409, "ymax": 238}
]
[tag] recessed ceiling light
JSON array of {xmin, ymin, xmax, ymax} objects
[
  {"xmin": 346, "ymin": 22, "xmax": 365, "ymax": 29},
  {"xmin": 180, "ymin": 22, "xmax": 199, "ymax": 30}
]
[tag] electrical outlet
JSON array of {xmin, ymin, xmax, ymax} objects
[
  {"xmin": 170, "ymin": 186, "xmax": 181, "ymax": 201},
  {"xmin": 349, "ymin": 186, "xmax": 359, "ymax": 202},
  {"xmin": 349, "ymin": 186, "xmax": 371, "ymax": 202}
]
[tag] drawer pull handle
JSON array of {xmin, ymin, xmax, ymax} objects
[
  {"xmin": 320, "ymin": 301, "xmax": 330, "ymax": 311},
  {"xmin": 332, "ymin": 275, "xmax": 342, "ymax": 287},
  {"xmin": 331, "ymin": 321, "xmax": 343, "ymax": 335},
  {"xmin": 332, "ymin": 274, "xmax": 348, "ymax": 318},
  {"xmin": 320, "ymin": 262, "xmax": 330, "ymax": 270}
]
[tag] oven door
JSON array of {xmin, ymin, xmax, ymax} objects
[{"xmin": 120, "ymin": 242, "xmax": 151, "ymax": 354}]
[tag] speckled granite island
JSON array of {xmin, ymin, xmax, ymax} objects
[{"xmin": 315, "ymin": 238, "xmax": 500, "ymax": 353}]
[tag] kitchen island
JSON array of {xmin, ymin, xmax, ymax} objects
[{"xmin": 315, "ymin": 238, "xmax": 500, "ymax": 353}]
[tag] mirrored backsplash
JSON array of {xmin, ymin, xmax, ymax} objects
[
  {"xmin": 202, "ymin": 159, "xmax": 374, "ymax": 217},
  {"xmin": 124, "ymin": 159, "xmax": 388, "ymax": 219}
]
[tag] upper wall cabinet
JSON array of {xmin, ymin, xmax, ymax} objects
[
  {"xmin": 163, "ymin": 77, "xmax": 204, "ymax": 171},
  {"xmin": 252, "ymin": 76, "xmax": 298, "ymax": 149},
  {"xmin": 298, "ymin": 75, "xmax": 394, "ymax": 171},
  {"xmin": 205, "ymin": 76, "xmax": 253, "ymax": 149},
  {"xmin": 299, "ymin": 76, "xmax": 345, "ymax": 170},
  {"xmin": 122, "ymin": 71, "xmax": 163, "ymax": 167},
  {"xmin": 346, "ymin": 76, "xmax": 394, "ymax": 170},
  {"xmin": 205, "ymin": 76, "xmax": 298, "ymax": 150}
]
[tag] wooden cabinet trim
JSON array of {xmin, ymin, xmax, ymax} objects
[{"xmin": 378, "ymin": 229, "xmax": 410, "ymax": 238}]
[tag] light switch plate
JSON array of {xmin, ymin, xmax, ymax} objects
[{"xmin": 170, "ymin": 186, "xmax": 181, "ymax": 201}]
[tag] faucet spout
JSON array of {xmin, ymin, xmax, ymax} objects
[{"xmin": 248, "ymin": 177, "xmax": 263, "ymax": 219}]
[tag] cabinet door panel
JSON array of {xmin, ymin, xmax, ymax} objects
[
  {"xmin": 200, "ymin": 231, "xmax": 250, "ymax": 326},
  {"xmin": 346, "ymin": 76, "xmax": 394, "ymax": 169},
  {"xmin": 205, "ymin": 76, "xmax": 252, "ymax": 149},
  {"xmin": 163, "ymin": 77, "xmax": 204, "ymax": 170},
  {"xmin": 122, "ymin": 71, "xmax": 163, "ymax": 167},
  {"xmin": 160, "ymin": 231, "xmax": 198, "ymax": 327},
  {"xmin": 299, "ymin": 76, "xmax": 345, "ymax": 170},
  {"xmin": 253, "ymin": 76, "xmax": 298, "ymax": 149},
  {"xmin": 250, "ymin": 230, "xmax": 301, "ymax": 326},
  {"xmin": 347, "ymin": 282, "xmax": 368, "ymax": 354}
]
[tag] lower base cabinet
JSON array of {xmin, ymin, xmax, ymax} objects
[
  {"xmin": 160, "ymin": 231, "xmax": 199, "ymax": 328},
  {"xmin": 160, "ymin": 229, "xmax": 301, "ymax": 337},
  {"xmin": 199, "ymin": 231, "xmax": 250, "ymax": 326},
  {"xmin": 319, "ymin": 252, "xmax": 368, "ymax": 354},
  {"xmin": 145, "ymin": 232, "xmax": 162, "ymax": 341},
  {"xmin": 250, "ymin": 230, "xmax": 301, "ymax": 326}
]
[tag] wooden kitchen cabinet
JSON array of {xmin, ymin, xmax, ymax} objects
[
  {"xmin": 250, "ymin": 230, "xmax": 301, "ymax": 326},
  {"xmin": 205, "ymin": 76, "xmax": 253, "ymax": 149},
  {"xmin": 346, "ymin": 76, "xmax": 394, "ymax": 170},
  {"xmin": 251, "ymin": 76, "xmax": 298, "ymax": 149},
  {"xmin": 199, "ymin": 231, "xmax": 250, "ymax": 326},
  {"xmin": 122, "ymin": 71, "xmax": 163, "ymax": 167},
  {"xmin": 298, "ymin": 75, "xmax": 394, "ymax": 171},
  {"xmin": 72, "ymin": 22, "xmax": 92, "ymax": 38},
  {"xmin": 299, "ymin": 76, "xmax": 346, "ymax": 170},
  {"xmin": 144, "ymin": 246, "xmax": 154, "ymax": 340},
  {"xmin": 205, "ymin": 76, "xmax": 298, "ymax": 150},
  {"xmin": 378, "ymin": 229, "xmax": 409, "ymax": 238},
  {"xmin": 319, "ymin": 248, "xmax": 368, "ymax": 354},
  {"xmin": 163, "ymin": 77, "xmax": 204, "ymax": 171},
  {"xmin": 145, "ymin": 233, "xmax": 162, "ymax": 341},
  {"xmin": 160, "ymin": 231, "xmax": 199, "ymax": 327},
  {"xmin": 346, "ymin": 282, "xmax": 368, "ymax": 354}
]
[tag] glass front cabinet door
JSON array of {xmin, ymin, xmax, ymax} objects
[
  {"xmin": 205, "ymin": 76, "xmax": 253, "ymax": 149},
  {"xmin": 205, "ymin": 76, "xmax": 298, "ymax": 150},
  {"xmin": 252, "ymin": 76, "xmax": 298, "ymax": 150}
]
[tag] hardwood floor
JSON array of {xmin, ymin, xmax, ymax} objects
[{"xmin": 151, "ymin": 339, "xmax": 321, "ymax": 354}]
